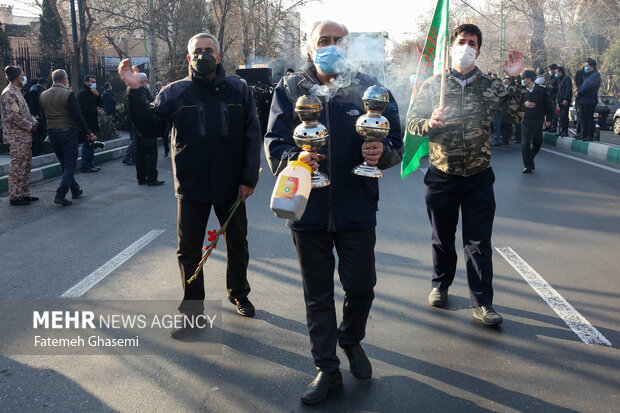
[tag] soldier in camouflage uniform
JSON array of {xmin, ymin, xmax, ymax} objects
[
  {"xmin": 1, "ymin": 66, "xmax": 39, "ymax": 206},
  {"xmin": 408, "ymin": 24, "xmax": 524, "ymax": 326}
]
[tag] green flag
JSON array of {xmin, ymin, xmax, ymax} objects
[{"xmin": 401, "ymin": 0, "xmax": 450, "ymax": 179}]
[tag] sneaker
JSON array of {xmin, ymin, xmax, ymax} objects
[
  {"xmin": 428, "ymin": 288, "xmax": 448, "ymax": 307},
  {"xmin": 227, "ymin": 295, "xmax": 255, "ymax": 317},
  {"xmin": 473, "ymin": 305, "xmax": 503, "ymax": 326}
]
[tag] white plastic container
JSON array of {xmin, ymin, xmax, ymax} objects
[{"xmin": 270, "ymin": 160, "xmax": 313, "ymax": 221}]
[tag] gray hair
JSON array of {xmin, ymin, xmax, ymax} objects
[
  {"xmin": 307, "ymin": 20, "xmax": 349, "ymax": 48},
  {"xmin": 187, "ymin": 33, "xmax": 220, "ymax": 55},
  {"xmin": 52, "ymin": 69, "xmax": 67, "ymax": 83},
  {"xmin": 138, "ymin": 72, "xmax": 148, "ymax": 83}
]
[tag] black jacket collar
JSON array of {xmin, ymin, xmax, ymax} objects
[{"xmin": 189, "ymin": 63, "xmax": 227, "ymax": 90}]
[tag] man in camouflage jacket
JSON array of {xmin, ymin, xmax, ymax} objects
[
  {"xmin": 1, "ymin": 66, "xmax": 38, "ymax": 206},
  {"xmin": 408, "ymin": 24, "xmax": 524, "ymax": 326}
]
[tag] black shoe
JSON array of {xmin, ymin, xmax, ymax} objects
[
  {"xmin": 9, "ymin": 199, "xmax": 30, "ymax": 206},
  {"xmin": 80, "ymin": 167, "xmax": 98, "ymax": 173},
  {"xmin": 428, "ymin": 288, "xmax": 448, "ymax": 307},
  {"xmin": 582, "ymin": 137, "xmax": 593, "ymax": 141},
  {"xmin": 138, "ymin": 181, "xmax": 147, "ymax": 185},
  {"xmin": 169, "ymin": 314, "xmax": 200, "ymax": 339},
  {"xmin": 340, "ymin": 344, "xmax": 372, "ymax": 379},
  {"xmin": 522, "ymin": 168, "xmax": 532, "ymax": 174},
  {"xmin": 72, "ymin": 189, "xmax": 83, "ymax": 199},
  {"xmin": 24, "ymin": 196, "xmax": 39, "ymax": 202},
  {"xmin": 122, "ymin": 159, "xmax": 135, "ymax": 165},
  {"xmin": 146, "ymin": 180, "xmax": 165, "ymax": 186},
  {"xmin": 300, "ymin": 370, "xmax": 343, "ymax": 405},
  {"xmin": 227, "ymin": 295, "xmax": 255, "ymax": 317},
  {"xmin": 573, "ymin": 134, "xmax": 582, "ymax": 139},
  {"xmin": 164, "ymin": 152, "xmax": 169, "ymax": 158},
  {"xmin": 54, "ymin": 197, "xmax": 72, "ymax": 206},
  {"xmin": 473, "ymin": 305, "xmax": 503, "ymax": 326}
]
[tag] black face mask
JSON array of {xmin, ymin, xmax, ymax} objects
[{"xmin": 190, "ymin": 52, "xmax": 217, "ymax": 75}]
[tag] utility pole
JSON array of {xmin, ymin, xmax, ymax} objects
[
  {"xmin": 77, "ymin": 0, "xmax": 89, "ymax": 77},
  {"xmin": 148, "ymin": 0, "xmax": 157, "ymax": 84}
]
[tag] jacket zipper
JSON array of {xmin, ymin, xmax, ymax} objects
[
  {"xmin": 197, "ymin": 103, "xmax": 206, "ymax": 137},
  {"xmin": 326, "ymin": 97, "xmax": 335, "ymax": 232},
  {"xmin": 461, "ymin": 80, "xmax": 466, "ymax": 174}
]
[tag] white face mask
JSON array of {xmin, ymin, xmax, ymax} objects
[
  {"xmin": 21, "ymin": 76, "xmax": 27, "ymax": 86},
  {"xmin": 451, "ymin": 44, "xmax": 477, "ymax": 68}
]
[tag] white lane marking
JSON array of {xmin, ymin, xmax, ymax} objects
[
  {"xmin": 496, "ymin": 247, "xmax": 612, "ymax": 346},
  {"xmin": 541, "ymin": 147, "xmax": 620, "ymax": 174},
  {"xmin": 62, "ymin": 229, "xmax": 165, "ymax": 298}
]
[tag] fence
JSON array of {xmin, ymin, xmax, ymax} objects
[{"xmin": 2, "ymin": 44, "xmax": 113, "ymax": 88}]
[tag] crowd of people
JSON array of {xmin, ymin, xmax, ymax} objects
[
  {"xmin": 1, "ymin": 66, "xmax": 170, "ymax": 206},
  {"xmin": 0, "ymin": 18, "xmax": 608, "ymax": 406}
]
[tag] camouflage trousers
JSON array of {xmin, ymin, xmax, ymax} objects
[{"xmin": 8, "ymin": 139, "xmax": 33, "ymax": 201}]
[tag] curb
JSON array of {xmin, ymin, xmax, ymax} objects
[
  {"xmin": 543, "ymin": 132, "xmax": 620, "ymax": 165},
  {"xmin": 0, "ymin": 137, "xmax": 163, "ymax": 193}
]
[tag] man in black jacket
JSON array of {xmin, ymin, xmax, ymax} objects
[
  {"xmin": 131, "ymin": 72, "xmax": 163, "ymax": 186},
  {"xmin": 26, "ymin": 78, "xmax": 47, "ymax": 156},
  {"xmin": 77, "ymin": 75, "xmax": 102, "ymax": 172},
  {"xmin": 265, "ymin": 20, "xmax": 402, "ymax": 405},
  {"xmin": 546, "ymin": 64, "xmax": 558, "ymax": 131},
  {"xmin": 118, "ymin": 33, "xmax": 261, "ymax": 330},
  {"xmin": 555, "ymin": 66, "xmax": 572, "ymax": 137},
  {"xmin": 521, "ymin": 70, "xmax": 553, "ymax": 173}
]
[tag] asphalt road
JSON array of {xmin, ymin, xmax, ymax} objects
[{"xmin": 0, "ymin": 143, "xmax": 619, "ymax": 412}]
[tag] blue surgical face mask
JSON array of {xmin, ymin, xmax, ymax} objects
[
  {"xmin": 521, "ymin": 79, "xmax": 525, "ymax": 86},
  {"xmin": 584, "ymin": 66, "xmax": 589, "ymax": 73},
  {"xmin": 313, "ymin": 45, "xmax": 346, "ymax": 75},
  {"xmin": 90, "ymin": 83, "xmax": 97, "ymax": 89}
]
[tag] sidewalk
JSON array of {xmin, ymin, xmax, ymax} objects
[
  {"xmin": 543, "ymin": 128, "xmax": 620, "ymax": 165},
  {"xmin": 0, "ymin": 131, "xmax": 133, "ymax": 193}
]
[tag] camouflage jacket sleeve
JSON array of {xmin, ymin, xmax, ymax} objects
[
  {"xmin": 493, "ymin": 76, "xmax": 524, "ymax": 125},
  {"xmin": 406, "ymin": 77, "xmax": 438, "ymax": 138},
  {"xmin": 1, "ymin": 89, "xmax": 37, "ymax": 132}
]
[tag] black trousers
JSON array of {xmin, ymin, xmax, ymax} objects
[
  {"xmin": 559, "ymin": 104, "xmax": 570, "ymax": 135},
  {"xmin": 425, "ymin": 166, "xmax": 496, "ymax": 307},
  {"xmin": 135, "ymin": 141, "xmax": 158, "ymax": 183},
  {"xmin": 177, "ymin": 198, "xmax": 250, "ymax": 315},
  {"xmin": 580, "ymin": 103, "xmax": 595, "ymax": 139},
  {"xmin": 521, "ymin": 118, "xmax": 544, "ymax": 169},
  {"xmin": 291, "ymin": 228, "xmax": 376, "ymax": 372}
]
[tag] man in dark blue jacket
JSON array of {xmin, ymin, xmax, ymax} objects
[
  {"xmin": 521, "ymin": 70, "xmax": 553, "ymax": 173},
  {"xmin": 119, "ymin": 33, "xmax": 261, "ymax": 331},
  {"xmin": 575, "ymin": 58, "xmax": 601, "ymax": 141},
  {"xmin": 101, "ymin": 82, "xmax": 116, "ymax": 116},
  {"xmin": 26, "ymin": 78, "xmax": 47, "ymax": 156},
  {"xmin": 265, "ymin": 20, "xmax": 402, "ymax": 405}
]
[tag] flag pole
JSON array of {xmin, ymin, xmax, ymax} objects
[{"xmin": 439, "ymin": 38, "xmax": 448, "ymax": 108}]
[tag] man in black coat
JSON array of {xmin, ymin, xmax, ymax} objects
[
  {"xmin": 130, "ymin": 72, "xmax": 163, "ymax": 186},
  {"xmin": 77, "ymin": 75, "xmax": 102, "ymax": 172},
  {"xmin": 26, "ymin": 78, "xmax": 47, "ymax": 156},
  {"xmin": 521, "ymin": 70, "xmax": 554, "ymax": 173},
  {"xmin": 546, "ymin": 63, "xmax": 558, "ymax": 131},
  {"xmin": 555, "ymin": 66, "xmax": 573, "ymax": 137},
  {"xmin": 119, "ymin": 33, "xmax": 261, "ymax": 332}
]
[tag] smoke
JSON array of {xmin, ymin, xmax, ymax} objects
[{"xmin": 307, "ymin": 31, "xmax": 419, "ymax": 128}]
